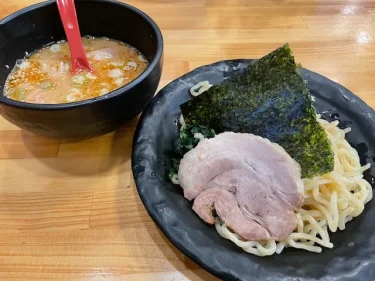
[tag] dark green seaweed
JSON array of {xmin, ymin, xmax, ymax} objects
[
  {"xmin": 180, "ymin": 44, "xmax": 334, "ymax": 178},
  {"xmin": 179, "ymin": 120, "xmax": 216, "ymax": 155},
  {"xmin": 168, "ymin": 158, "xmax": 181, "ymax": 180}
]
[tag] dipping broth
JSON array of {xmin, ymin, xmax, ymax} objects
[{"xmin": 4, "ymin": 37, "xmax": 148, "ymax": 104}]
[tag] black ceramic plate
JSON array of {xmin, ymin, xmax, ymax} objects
[{"xmin": 132, "ymin": 60, "xmax": 375, "ymax": 281}]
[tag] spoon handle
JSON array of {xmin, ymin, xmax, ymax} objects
[{"xmin": 56, "ymin": 0, "xmax": 93, "ymax": 74}]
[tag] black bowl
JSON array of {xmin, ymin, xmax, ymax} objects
[{"xmin": 0, "ymin": 0, "xmax": 163, "ymax": 138}]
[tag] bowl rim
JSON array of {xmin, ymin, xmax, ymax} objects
[{"xmin": 0, "ymin": 0, "xmax": 163, "ymax": 111}]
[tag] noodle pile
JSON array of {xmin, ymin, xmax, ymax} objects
[
  {"xmin": 180, "ymin": 82, "xmax": 373, "ymax": 256},
  {"xmin": 215, "ymin": 117, "xmax": 372, "ymax": 256}
]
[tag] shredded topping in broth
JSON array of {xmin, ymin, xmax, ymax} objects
[{"xmin": 4, "ymin": 37, "xmax": 148, "ymax": 104}]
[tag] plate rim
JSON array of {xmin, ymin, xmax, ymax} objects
[{"xmin": 132, "ymin": 59, "xmax": 375, "ymax": 281}]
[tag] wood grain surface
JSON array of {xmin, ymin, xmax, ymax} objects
[{"xmin": 0, "ymin": 0, "xmax": 374, "ymax": 280}]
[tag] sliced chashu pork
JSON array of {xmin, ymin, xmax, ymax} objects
[{"xmin": 178, "ymin": 132, "xmax": 304, "ymax": 241}]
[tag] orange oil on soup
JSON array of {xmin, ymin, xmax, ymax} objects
[{"xmin": 4, "ymin": 37, "xmax": 148, "ymax": 104}]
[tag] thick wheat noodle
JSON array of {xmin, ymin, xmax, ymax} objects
[
  {"xmin": 215, "ymin": 223, "xmax": 277, "ymax": 256},
  {"xmin": 215, "ymin": 117, "xmax": 372, "ymax": 256},
  {"xmin": 190, "ymin": 81, "xmax": 212, "ymax": 97}
]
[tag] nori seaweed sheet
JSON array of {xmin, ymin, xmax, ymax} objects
[{"xmin": 180, "ymin": 44, "xmax": 334, "ymax": 178}]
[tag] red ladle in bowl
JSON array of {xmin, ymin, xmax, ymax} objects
[{"xmin": 56, "ymin": 0, "xmax": 93, "ymax": 74}]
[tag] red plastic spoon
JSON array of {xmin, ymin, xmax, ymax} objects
[{"xmin": 56, "ymin": 0, "xmax": 93, "ymax": 74}]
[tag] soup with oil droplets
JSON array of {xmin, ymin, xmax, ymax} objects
[{"xmin": 4, "ymin": 37, "xmax": 148, "ymax": 104}]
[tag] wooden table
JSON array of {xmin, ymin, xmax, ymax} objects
[{"xmin": 0, "ymin": 0, "xmax": 374, "ymax": 280}]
